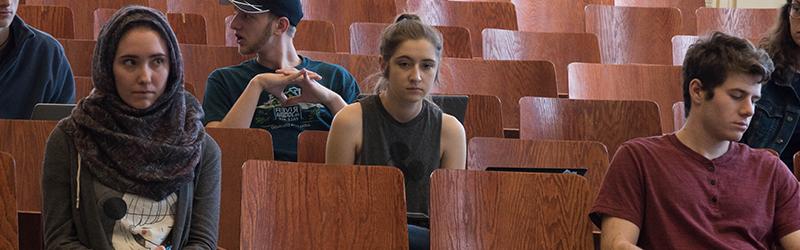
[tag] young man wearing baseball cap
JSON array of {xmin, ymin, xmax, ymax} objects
[{"xmin": 203, "ymin": 0, "xmax": 360, "ymax": 161}]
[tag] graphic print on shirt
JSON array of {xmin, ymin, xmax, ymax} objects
[
  {"xmin": 389, "ymin": 141, "xmax": 426, "ymax": 181},
  {"xmin": 112, "ymin": 193, "xmax": 177, "ymax": 250},
  {"xmin": 253, "ymin": 86, "xmax": 324, "ymax": 130}
]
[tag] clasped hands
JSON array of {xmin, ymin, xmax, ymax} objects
[{"xmin": 250, "ymin": 68, "xmax": 335, "ymax": 107}]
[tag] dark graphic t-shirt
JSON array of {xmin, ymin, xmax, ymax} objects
[{"xmin": 203, "ymin": 56, "xmax": 360, "ymax": 161}]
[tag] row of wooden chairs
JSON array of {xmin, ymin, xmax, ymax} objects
[
  {"xmin": 0, "ymin": 115, "xmax": 614, "ymax": 249},
  {"xmin": 19, "ymin": 1, "xmax": 776, "ymax": 62},
  {"xmin": 59, "ymin": 38, "xmax": 684, "ymax": 134}
]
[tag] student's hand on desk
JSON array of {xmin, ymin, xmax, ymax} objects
[
  {"xmin": 250, "ymin": 69, "xmax": 322, "ymax": 103},
  {"xmin": 275, "ymin": 68, "xmax": 337, "ymax": 106}
]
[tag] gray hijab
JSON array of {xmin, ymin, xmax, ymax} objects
[{"xmin": 59, "ymin": 6, "xmax": 205, "ymax": 200}]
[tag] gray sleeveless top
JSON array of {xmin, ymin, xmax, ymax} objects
[{"xmin": 356, "ymin": 95, "xmax": 442, "ymax": 214}]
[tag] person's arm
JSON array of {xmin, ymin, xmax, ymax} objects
[
  {"xmin": 781, "ymin": 231, "xmax": 800, "ymax": 250},
  {"xmin": 183, "ymin": 136, "xmax": 222, "ymax": 249},
  {"xmin": 325, "ymin": 103, "xmax": 362, "ymax": 164},
  {"xmin": 439, "ymin": 114, "xmax": 466, "ymax": 170},
  {"xmin": 600, "ymin": 216, "xmax": 641, "ymax": 250},
  {"xmin": 41, "ymin": 128, "xmax": 91, "ymax": 249},
  {"xmin": 278, "ymin": 69, "xmax": 347, "ymax": 114},
  {"xmin": 51, "ymin": 45, "xmax": 76, "ymax": 103},
  {"xmin": 207, "ymin": 70, "xmax": 318, "ymax": 128}
]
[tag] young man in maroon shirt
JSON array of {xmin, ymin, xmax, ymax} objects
[{"xmin": 590, "ymin": 32, "xmax": 800, "ymax": 249}]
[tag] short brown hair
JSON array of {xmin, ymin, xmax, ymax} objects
[{"xmin": 682, "ymin": 32, "xmax": 774, "ymax": 113}]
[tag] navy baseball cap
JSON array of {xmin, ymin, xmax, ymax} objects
[{"xmin": 228, "ymin": 0, "xmax": 304, "ymax": 26}]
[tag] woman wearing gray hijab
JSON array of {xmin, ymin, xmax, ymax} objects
[{"xmin": 41, "ymin": 6, "xmax": 220, "ymax": 249}]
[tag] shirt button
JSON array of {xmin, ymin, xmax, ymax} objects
[
  {"xmin": 788, "ymin": 117, "xmax": 795, "ymax": 122},
  {"xmin": 777, "ymin": 139, "xmax": 785, "ymax": 144},
  {"xmin": 707, "ymin": 166, "xmax": 715, "ymax": 172},
  {"xmin": 711, "ymin": 196, "xmax": 718, "ymax": 203},
  {"xmin": 710, "ymin": 180, "xmax": 716, "ymax": 185}
]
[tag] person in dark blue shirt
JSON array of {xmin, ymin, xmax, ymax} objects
[
  {"xmin": 203, "ymin": 0, "xmax": 359, "ymax": 161},
  {"xmin": 0, "ymin": 0, "xmax": 75, "ymax": 119}
]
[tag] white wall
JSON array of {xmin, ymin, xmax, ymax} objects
[{"xmin": 708, "ymin": 0, "xmax": 785, "ymax": 8}]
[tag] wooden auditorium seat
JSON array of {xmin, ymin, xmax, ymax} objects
[
  {"xmin": 73, "ymin": 76, "xmax": 92, "ymax": 101},
  {"xmin": 26, "ymin": 0, "xmax": 149, "ymax": 39},
  {"xmin": 16, "ymin": 5, "xmax": 74, "ymax": 39},
  {"xmin": 167, "ymin": 0, "xmax": 234, "ymax": 46},
  {"xmin": 585, "ymin": 5, "xmax": 681, "ymax": 65},
  {"xmin": 430, "ymin": 169, "xmax": 594, "ymax": 249},
  {"xmin": 296, "ymin": 130, "xmax": 328, "ymax": 164},
  {"xmin": 615, "ymin": 0, "xmax": 706, "ymax": 35},
  {"xmin": 568, "ymin": 63, "xmax": 683, "ymax": 133},
  {"xmin": 240, "ymin": 160, "xmax": 408, "ymax": 249},
  {"xmin": 467, "ymin": 137, "xmax": 609, "ymax": 201},
  {"xmin": 95, "ymin": 9, "xmax": 207, "ymax": 44},
  {"xmin": 349, "ymin": 22, "xmax": 472, "ymax": 58},
  {"xmin": 301, "ymin": 0, "xmax": 397, "ymax": 52},
  {"xmin": 58, "ymin": 39, "xmax": 96, "ymax": 77},
  {"xmin": 435, "ymin": 58, "xmax": 557, "ymax": 130},
  {"xmin": 458, "ymin": 0, "xmax": 586, "ymax": 33},
  {"xmin": 0, "ymin": 152, "xmax": 18, "ymax": 250},
  {"xmin": 205, "ymin": 127, "xmax": 273, "ymax": 250},
  {"xmin": 482, "ymin": 29, "xmax": 601, "ymax": 96},
  {"xmin": 672, "ymin": 35, "xmax": 700, "ymax": 65},
  {"xmin": 0, "ymin": 120, "xmax": 57, "ymax": 213},
  {"xmin": 179, "ymin": 44, "xmax": 250, "ymax": 102},
  {"xmin": 519, "ymin": 97, "xmax": 662, "ymax": 156},
  {"xmin": 696, "ymin": 7, "xmax": 778, "ymax": 41},
  {"xmin": 405, "ymin": 0, "xmax": 517, "ymax": 57},
  {"xmin": 794, "ymin": 151, "xmax": 800, "ymax": 181}
]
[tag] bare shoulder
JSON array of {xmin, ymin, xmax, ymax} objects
[
  {"xmin": 331, "ymin": 102, "xmax": 363, "ymax": 130},
  {"xmin": 441, "ymin": 114, "xmax": 465, "ymax": 137}
]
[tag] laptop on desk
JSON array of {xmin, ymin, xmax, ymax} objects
[{"xmin": 30, "ymin": 103, "xmax": 76, "ymax": 121}]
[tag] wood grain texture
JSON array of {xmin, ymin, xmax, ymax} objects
[
  {"xmin": 794, "ymin": 151, "xmax": 800, "ymax": 181},
  {"xmin": 92, "ymin": 8, "xmax": 115, "ymax": 40},
  {"xmin": 298, "ymin": 51, "xmax": 381, "ymax": 92},
  {"xmin": 73, "ymin": 76, "xmax": 92, "ymax": 101},
  {"xmin": 31, "ymin": 0, "xmax": 148, "ymax": 39},
  {"xmin": 17, "ymin": 5, "xmax": 74, "ymax": 39},
  {"xmin": 226, "ymin": 17, "xmax": 338, "ymax": 52},
  {"xmin": 614, "ymin": 0, "xmax": 706, "ymax": 35},
  {"xmin": 349, "ymin": 22, "xmax": 472, "ymax": 58},
  {"xmin": 58, "ymin": 39, "xmax": 95, "ymax": 77},
  {"xmin": 168, "ymin": 0, "xmax": 234, "ymax": 45},
  {"xmin": 295, "ymin": 20, "xmax": 337, "ymax": 52},
  {"xmin": 457, "ymin": 0, "xmax": 586, "ymax": 33},
  {"xmin": 405, "ymin": 1, "xmax": 517, "ymax": 57},
  {"xmin": 206, "ymin": 128, "xmax": 273, "ymax": 250},
  {"xmin": 463, "ymin": 95, "xmax": 504, "ymax": 139},
  {"xmin": 300, "ymin": 0, "xmax": 397, "ymax": 52},
  {"xmin": 585, "ymin": 5, "xmax": 681, "ymax": 65},
  {"xmin": 585, "ymin": 0, "xmax": 614, "ymax": 4},
  {"xmin": 297, "ymin": 130, "xmax": 328, "ymax": 164},
  {"xmin": 483, "ymin": 29, "xmax": 600, "ymax": 96},
  {"xmin": 467, "ymin": 138, "xmax": 608, "ymax": 199},
  {"xmin": 0, "ymin": 153, "xmax": 18, "ymax": 250},
  {"xmin": 167, "ymin": 13, "xmax": 208, "ymax": 44},
  {"xmin": 568, "ymin": 63, "xmax": 682, "ymax": 132},
  {"xmin": 673, "ymin": 101, "xmax": 686, "ymax": 131},
  {"xmin": 696, "ymin": 7, "xmax": 778, "ymax": 41},
  {"xmin": 430, "ymin": 169, "xmax": 594, "ymax": 250},
  {"xmin": 179, "ymin": 44, "xmax": 250, "ymax": 102},
  {"xmin": 671, "ymin": 35, "xmax": 699, "ymax": 65},
  {"xmin": 435, "ymin": 58, "xmax": 558, "ymax": 129},
  {"xmin": 519, "ymin": 97, "xmax": 662, "ymax": 156},
  {"xmin": 240, "ymin": 160, "xmax": 408, "ymax": 249},
  {"xmin": 0, "ymin": 120, "xmax": 57, "ymax": 212}
]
